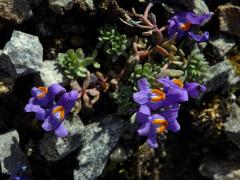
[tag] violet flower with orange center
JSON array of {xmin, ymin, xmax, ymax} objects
[
  {"xmin": 137, "ymin": 104, "xmax": 181, "ymax": 148},
  {"xmin": 41, "ymin": 90, "xmax": 78, "ymax": 137},
  {"xmin": 168, "ymin": 11, "xmax": 213, "ymax": 42},
  {"xmin": 24, "ymin": 84, "xmax": 66, "ymax": 121},
  {"xmin": 133, "ymin": 78, "xmax": 166, "ymax": 108}
]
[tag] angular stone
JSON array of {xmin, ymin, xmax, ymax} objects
[
  {"xmin": 74, "ymin": 115, "xmax": 124, "ymax": 180},
  {"xmin": 0, "ymin": 0, "xmax": 32, "ymax": 24},
  {"xmin": 165, "ymin": 0, "xmax": 209, "ymax": 14},
  {"xmin": 203, "ymin": 59, "xmax": 240, "ymax": 94},
  {"xmin": 199, "ymin": 151, "xmax": 240, "ymax": 180},
  {"xmin": 0, "ymin": 31, "xmax": 43, "ymax": 78},
  {"xmin": 0, "ymin": 130, "xmax": 29, "ymax": 175},
  {"xmin": 39, "ymin": 114, "xmax": 84, "ymax": 161},
  {"xmin": 49, "ymin": 0, "xmax": 74, "ymax": 14},
  {"xmin": 224, "ymin": 102, "xmax": 240, "ymax": 149},
  {"xmin": 38, "ymin": 60, "xmax": 69, "ymax": 87},
  {"xmin": 218, "ymin": 4, "xmax": 240, "ymax": 37},
  {"xmin": 208, "ymin": 34, "xmax": 235, "ymax": 60}
]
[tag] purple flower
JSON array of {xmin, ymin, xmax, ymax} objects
[
  {"xmin": 41, "ymin": 90, "xmax": 78, "ymax": 137},
  {"xmin": 149, "ymin": 77, "xmax": 188, "ymax": 110},
  {"xmin": 24, "ymin": 84, "xmax": 66, "ymax": 121},
  {"xmin": 137, "ymin": 104, "xmax": 180, "ymax": 148},
  {"xmin": 184, "ymin": 82, "xmax": 206, "ymax": 98},
  {"xmin": 133, "ymin": 78, "xmax": 166, "ymax": 109},
  {"xmin": 137, "ymin": 112, "xmax": 167, "ymax": 148},
  {"xmin": 168, "ymin": 11, "xmax": 213, "ymax": 42}
]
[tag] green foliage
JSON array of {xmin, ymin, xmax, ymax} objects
[
  {"xmin": 184, "ymin": 48, "xmax": 209, "ymax": 83},
  {"xmin": 57, "ymin": 48, "xmax": 100, "ymax": 79},
  {"xmin": 129, "ymin": 63, "xmax": 162, "ymax": 90},
  {"xmin": 98, "ymin": 26, "xmax": 129, "ymax": 62},
  {"xmin": 110, "ymin": 85, "xmax": 134, "ymax": 115}
]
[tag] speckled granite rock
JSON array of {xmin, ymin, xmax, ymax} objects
[
  {"xmin": 39, "ymin": 114, "xmax": 84, "ymax": 161},
  {"xmin": 218, "ymin": 4, "xmax": 240, "ymax": 37},
  {"xmin": 224, "ymin": 102, "xmax": 240, "ymax": 149},
  {"xmin": 0, "ymin": 0, "xmax": 32, "ymax": 24},
  {"xmin": 74, "ymin": 115, "xmax": 124, "ymax": 180},
  {"xmin": 38, "ymin": 60, "xmax": 69, "ymax": 87},
  {"xmin": 0, "ymin": 31, "xmax": 43, "ymax": 78},
  {"xmin": 49, "ymin": 0, "xmax": 74, "ymax": 14},
  {"xmin": 199, "ymin": 151, "xmax": 240, "ymax": 180},
  {"xmin": 208, "ymin": 34, "xmax": 236, "ymax": 60},
  {"xmin": 0, "ymin": 130, "xmax": 29, "ymax": 175},
  {"xmin": 164, "ymin": 0, "xmax": 209, "ymax": 14},
  {"xmin": 203, "ymin": 59, "xmax": 240, "ymax": 94}
]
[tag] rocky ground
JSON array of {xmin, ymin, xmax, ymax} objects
[{"xmin": 0, "ymin": 0, "xmax": 240, "ymax": 180}]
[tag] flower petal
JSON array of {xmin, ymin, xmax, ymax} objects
[
  {"xmin": 24, "ymin": 103, "xmax": 46, "ymax": 121},
  {"xmin": 188, "ymin": 31, "xmax": 209, "ymax": 42},
  {"xmin": 168, "ymin": 18, "xmax": 179, "ymax": 38},
  {"xmin": 137, "ymin": 105, "xmax": 150, "ymax": 124},
  {"xmin": 150, "ymin": 89, "xmax": 188, "ymax": 109},
  {"xmin": 57, "ymin": 90, "xmax": 78, "ymax": 114},
  {"xmin": 184, "ymin": 82, "xmax": 206, "ymax": 98},
  {"xmin": 55, "ymin": 124, "xmax": 68, "ymax": 137},
  {"xmin": 185, "ymin": 12, "xmax": 213, "ymax": 25},
  {"xmin": 161, "ymin": 104, "xmax": 180, "ymax": 122},
  {"xmin": 168, "ymin": 120, "xmax": 181, "ymax": 132},
  {"xmin": 133, "ymin": 91, "xmax": 149, "ymax": 105},
  {"xmin": 48, "ymin": 83, "xmax": 66, "ymax": 97},
  {"xmin": 42, "ymin": 117, "xmax": 53, "ymax": 131},
  {"xmin": 147, "ymin": 133, "xmax": 158, "ymax": 148},
  {"xmin": 137, "ymin": 78, "xmax": 150, "ymax": 92},
  {"xmin": 138, "ymin": 122, "xmax": 151, "ymax": 136}
]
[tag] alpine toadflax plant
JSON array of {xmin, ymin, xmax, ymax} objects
[
  {"xmin": 168, "ymin": 12, "xmax": 213, "ymax": 42},
  {"xmin": 133, "ymin": 77, "xmax": 206, "ymax": 148},
  {"xmin": 25, "ymin": 83, "xmax": 78, "ymax": 137}
]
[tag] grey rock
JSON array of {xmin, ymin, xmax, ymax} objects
[
  {"xmin": 218, "ymin": 4, "xmax": 240, "ymax": 37},
  {"xmin": 74, "ymin": 115, "xmax": 124, "ymax": 180},
  {"xmin": 39, "ymin": 114, "xmax": 84, "ymax": 161},
  {"xmin": 0, "ymin": 130, "xmax": 29, "ymax": 175},
  {"xmin": 0, "ymin": 0, "xmax": 32, "ymax": 24},
  {"xmin": 199, "ymin": 151, "xmax": 240, "ymax": 180},
  {"xmin": 0, "ymin": 31, "xmax": 43, "ymax": 78},
  {"xmin": 75, "ymin": 0, "xmax": 95, "ymax": 11},
  {"xmin": 165, "ymin": 0, "xmax": 209, "ymax": 14},
  {"xmin": 49, "ymin": 0, "xmax": 74, "ymax": 14},
  {"xmin": 38, "ymin": 60, "xmax": 69, "ymax": 87},
  {"xmin": 203, "ymin": 59, "xmax": 240, "ymax": 94},
  {"xmin": 208, "ymin": 34, "xmax": 236, "ymax": 60},
  {"xmin": 224, "ymin": 102, "xmax": 240, "ymax": 149},
  {"xmin": 110, "ymin": 146, "xmax": 127, "ymax": 163},
  {"xmin": 0, "ymin": 71, "xmax": 14, "ymax": 95}
]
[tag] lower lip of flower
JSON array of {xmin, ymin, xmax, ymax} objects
[
  {"xmin": 37, "ymin": 87, "xmax": 48, "ymax": 99},
  {"xmin": 152, "ymin": 119, "xmax": 168, "ymax": 133},
  {"xmin": 150, "ymin": 89, "xmax": 166, "ymax": 103},
  {"xmin": 172, "ymin": 79, "xmax": 184, "ymax": 88},
  {"xmin": 52, "ymin": 106, "xmax": 65, "ymax": 120}
]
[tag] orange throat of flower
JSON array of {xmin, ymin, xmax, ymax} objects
[
  {"xmin": 150, "ymin": 89, "xmax": 166, "ymax": 103},
  {"xmin": 52, "ymin": 106, "xmax": 65, "ymax": 120},
  {"xmin": 179, "ymin": 22, "xmax": 191, "ymax": 31},
  {"xmin": 37, "ymin": 87, "xmax": 48, "ymax": 99},
  {"xmin": 172, "ymin": 79, "xmax": 184, "ymax": 88},
  {"xmin": 152, "ymin": 119, "xmax": 168, "ymax": 134}
]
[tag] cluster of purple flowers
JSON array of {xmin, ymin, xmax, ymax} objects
[
  {"xmin": 24, "ymin": 84, "xmax": 78, "ymax": 137},
  {"xmin": 168, "ymin": 11, "xmax": 213, "ymax": 42},
  {"xmin": 133, "ymin": 77, "xmax": 206, "ymax": 148}
]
